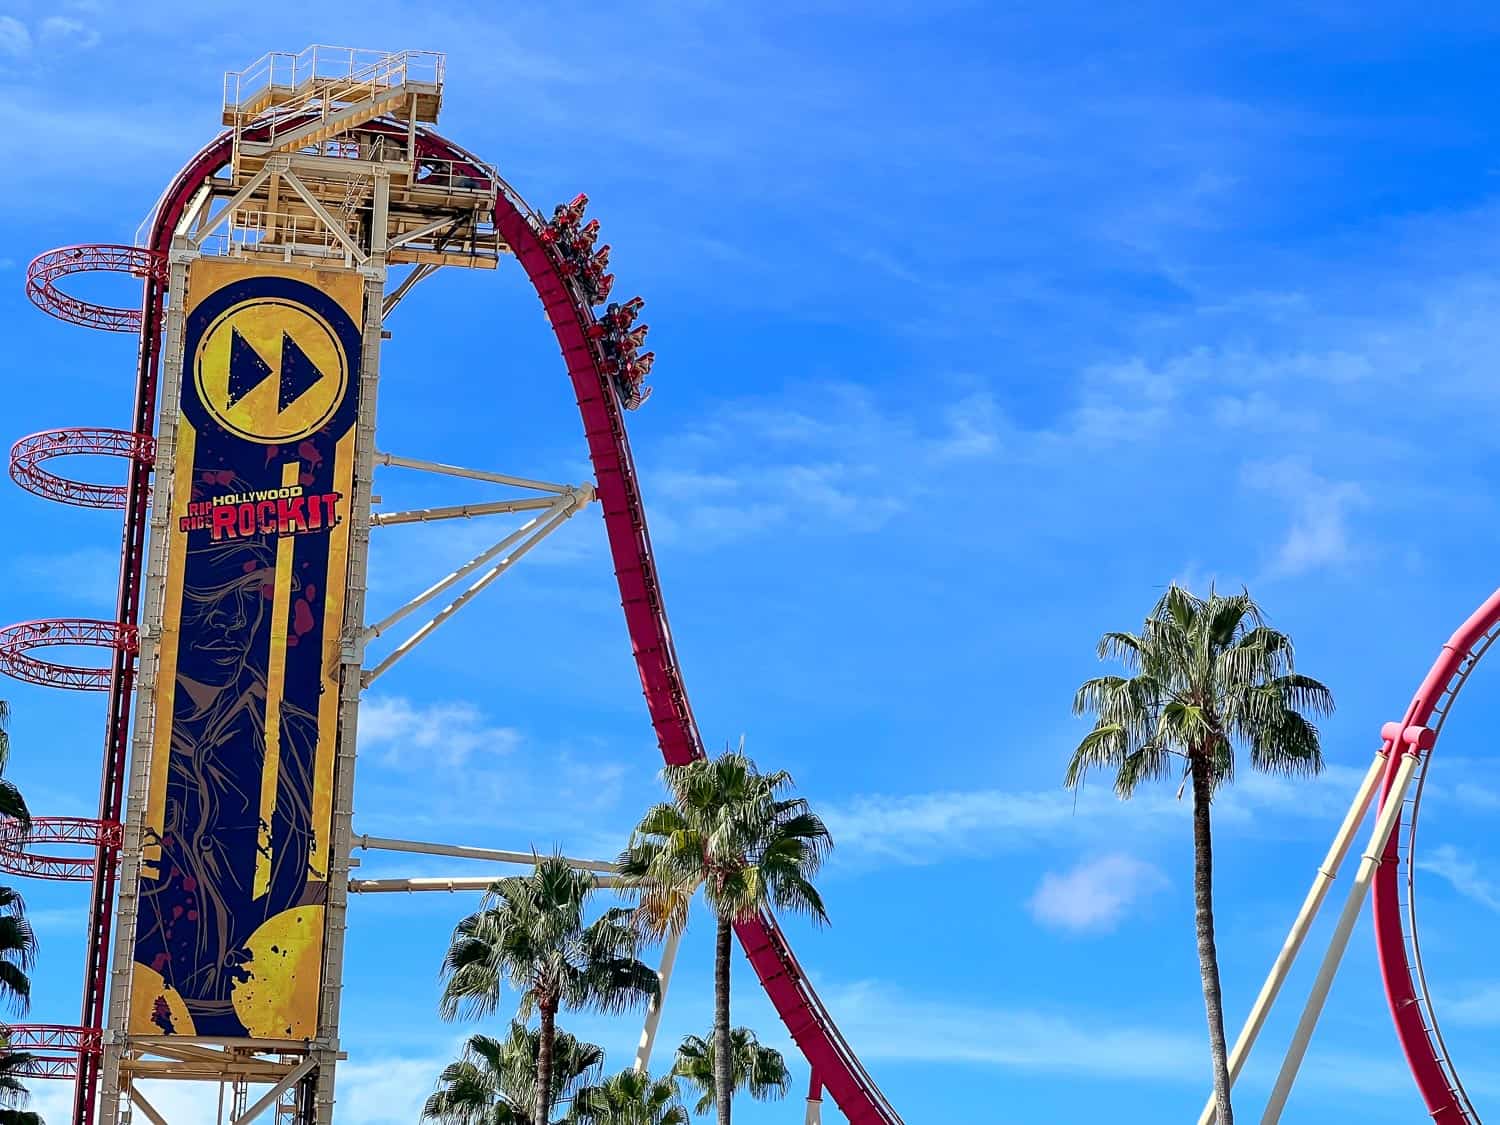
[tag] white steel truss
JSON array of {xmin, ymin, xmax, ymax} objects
[{"xmin": 359, "ymin": 452, "xmax": 595, "ymax": 686}]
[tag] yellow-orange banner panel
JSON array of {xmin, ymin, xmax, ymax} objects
[{"xmin": 131, "ymin": 259, "xmax": 362, "ymax": 1040}]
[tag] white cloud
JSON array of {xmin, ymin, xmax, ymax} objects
[
  {"xmin": 39, "ymin": 17, "xmax": 100, "ymax": 48},
  {"xmin": 1416, "ymin": 843, "xmax": 1500, "ymax": 912},
  {"xmin": 0, "ymin": 17, "xmax": 30, "ymax": 57},
  {"xmin": 1243, "ymin": 457, "xmax": 1369, "ymax": 578},
  {"xmin": 1028, "ymin": 853, "xmax": 1167, "ymax": 933},
  {"xmin": 358, "ymin": 696, "xmax": 522, "ymax": 768},
  {"xmin": 1442, "ymin": 982, "xmax": 1500, "ymax": 1028},
  {"xmin": 821, "ymin": 761, "xmax": 1372, "ymax": 865}
]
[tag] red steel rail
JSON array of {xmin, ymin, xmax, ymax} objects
[{"xmin": 10, "ymin": 428, "xmax": 154, "ymax": 510}]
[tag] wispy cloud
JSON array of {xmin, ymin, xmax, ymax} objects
[
  {"xmin": 1243, "ymin": 457, "xmax": 1369, "ymax": 578},
  {"xmin": 358, "ymin": 696, "xmax": 521, "ymax": 768},
  {"xmin": 1028, "ymin": 853, "xmax": 1168, "ymax": 933},
  {"xmin": 1417, "ymin": 844, "xmax": 1500, "ymax": 912},
  {"xmin": 0, "ymin": 17, "xmax": 30, "ymax": 58},
  {"xmin": 822, "ymin": 761, "xmax": 1373, "ymax": 865}
]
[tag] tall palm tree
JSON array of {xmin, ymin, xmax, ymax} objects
[
  {"xmin": 423, "ymin": 1021, "xmax": 603, "ymax": 1125},
  {"xmin": 439, "ymin": 854, "xmax": 658, "ymax": 1125},
  {"xmin": 618, "ymin": 747, "xmax": 831, "ymax": 1125},
  {"xmin": 1066, "ymin": 585, "xmax": 1332, "ymax": 1125},
  {"xmin": 567, "ymin": 1069, "xmax": 688, "ymax": 1125},
  {"xmin": 672, "ymin": 1027, "xmax": 789, "ymax": 1116}
]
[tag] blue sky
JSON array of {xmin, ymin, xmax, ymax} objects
[{"xmin": 4, "ymin": 2, "xmax": 1500, "ymax": 1122}]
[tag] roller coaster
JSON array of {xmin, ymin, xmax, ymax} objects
[{"xmin": 0, "ymin": 42, "xmax": 1493, "ymax": 1125}]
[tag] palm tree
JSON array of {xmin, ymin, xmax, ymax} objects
[
  {"xmin": 0, "ymin": 704, "xmax": 33, "ymax": 1019},
  {"xmin": 0, "ymin": 703, "xmax": 30, "ymax": 830},
  {"xmin": 0, "ymin": 1029, "xmax": 41, "ymax": 1125},
  {"xmin": 672, "ymin": 1027, "xmax": 789, "ymax": 1116},
  {"xmin": 1066, "ymin": 585, "xmax": 1332, "ymax": 1125},
  {"xmin": 567, "ymin": 1069, "xmax": 688, "ymax": 1125},
  {"xmin": 439, "ymin": 855, "xmax": 659, "ymax": 1125},
  {"xmin": 618, "ymin": 747, "xmax": 831, "ymax": 1125},
  {"xmin": 423, "ymin": 1021, "xmax": 603, "ymax": 1125}
]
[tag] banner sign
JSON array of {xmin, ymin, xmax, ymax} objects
[{"xmin": 131, "ymin": 259, "xmax": 363, "ymax": 1040}]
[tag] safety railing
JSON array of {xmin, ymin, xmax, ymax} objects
[{"xmin": 223, "ymin": 46, "xmax": 443, "ymax": 121}]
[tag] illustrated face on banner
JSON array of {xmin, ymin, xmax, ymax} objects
[{"xmin": 130, "ymin": 262, "xmax": 363, "ymax": 1041}]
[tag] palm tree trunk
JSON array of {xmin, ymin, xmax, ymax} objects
[
  {"xmin": 537, "ymin": 1001, "xmax": 556, "ymax": 1125},
  {"xmin": 714, "ymin": 917, "xmax": 733, "ymax": 1125},
  {"xmin": 1191, "ymin": 753, "xmax": 1234, "ymax": 1125}
]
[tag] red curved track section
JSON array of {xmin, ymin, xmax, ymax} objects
[
  {"xmin": 10, "ymin": 428, "xmax": 154, "ymax": 509},
  {"xmin": 83, "ymin": 128, "xmax": 902, "ymax": 1125},
  {"xmin": 3, "ymin": 1024, "xmax": 101, "ymax": 1079},
  {"xmin": 0, "ymin": 816, "xmax": 120, "ymax": 882},
  {"xmin": 0, "ymin": 619, "xmax": 136, "ymax": 692},
  {"xmin": 25, "ymin": 245, "xmax": 163, "ymax": 333},
  {"xmin": 1371, "ymin": 588, "xmax": 1500, "ymax": 1123}
]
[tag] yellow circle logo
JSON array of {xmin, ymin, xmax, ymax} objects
[{"xmin": 194, "ymin": 298, "xmax": 349, "ymax": 444}]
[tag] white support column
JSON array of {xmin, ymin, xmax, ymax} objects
[
  {"xmin": 805, "ymin": 1074, "xmax": 823, "ymax": 1125},
  {"xmin": 313, "ymin": 169, "xmax": 389, "ymax": 1125},
  {"xmin": 1196, "ymin": 747, "xmax": 1388, "ymax": 1124},
  {"xmin": 633, "ymin": 927, "xmax": 683, "ymax": 1074},
  {"xmin": 1260, "ymin": 739, "xmax": 1424, "ymax": 1124}
]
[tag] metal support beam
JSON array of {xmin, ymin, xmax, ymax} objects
[
  {"xmin": 389, "ymin": 214, "xmax": 463, "ymax": 249},
  {"xmin": 805, "ymin": 1073, "xmax": 823, "ymax": 1125},
  {"xmin": 374, "ymin": 450, "xmax": 574, "ymax": 494},
  {"xmin": 189, "ymin": 162, "xmax": 277, "ymax": 248},
  {"xmin": 370, "ymin": 497, "xmax": 559, "ymax": 526},
  {"xmin": 128, "ymin": 1085, "xmax": 171, "ymax": 1125},
  {"xmin": 382, "ymin": 263, "xmax": 439, "ymax": 317},
  {"xmin": 1198, "ymin": 747, "xmax": 1388, "ymax": 1124},
  {"xmin": 353, "ymin": 833, "xmax": 616, "ymax": 872},
  {"xmin": 1260, "ymin": 746, "xmax": 1423, "ymax": 1123},
  {"xmin": 281, "ymin": 168, "xmax": 370, "ymax": 264},
  {"xmin": 231, "ymin": 1057, "xmax": 317, "ymax": 1125},
  {"xmin": 633, "ymin": 927, "xmax": 682, "ymax": 1074},
  {"xmin": 351, "ymin": 874, "xmax": 623, "ymax": 893},
  {"xmin": 362, "ymin": 500, "xmax": 572, "ymax": 643},
  {"xmin": 361, "ymin": 499, "xmax": 583, "ymax": 685}
]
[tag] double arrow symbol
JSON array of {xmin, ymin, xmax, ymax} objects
[{"xmin": 226, "ymin": 327, "xmax": 326, "ymax": 412}]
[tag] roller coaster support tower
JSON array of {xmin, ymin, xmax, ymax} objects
[{"xmin": 2, "ymin": 46, "xmax": 903, "ymax": 1125}]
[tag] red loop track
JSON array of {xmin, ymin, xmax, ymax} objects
[
  {"xmin": 10, "ymin": 428, "xmax": 155, "ymax": 510},
  {"xmin": 47, "ymin": 124, "xmax": 904, "ymax": 1124},
  {"xmin": 25, "ymin": 245, "xmax": 164, "ymax": 334},
  {"xmin": 1370, "ymin": 588, "xmax": 1500, "ymax": 1123},
  {"xmin": 0, "ymin": 619, "xmax": 137, "ymax": 692},
  {"xmin": 0, "ymin": 817, "xmax": 120, "ymax": 882},
  {"xmin": 2, "ymin": 1024, "xmax": 101, "ymax": 1079}
]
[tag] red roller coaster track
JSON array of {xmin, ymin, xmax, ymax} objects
[
  {"xmin": 0, "ymin": 817, "xmax": 120, "ymax": 883},
  {"xmin": 1369, "ymin": 588, "xmax": 1500, "ymax": 1123},
  {"xmin": 0, "ymin": 619, "xmax": 136, "ymax": 692},
  {"xmin": 10, "ymin": 428, "xmax": 154, "ymax": 510},
  {"xmin": 14, "ymin": 122, "xmax": 902, "ymax": 1123},
  {"xmin": 24, "ymin": 245, "xmax": 163, "ymax": 334}
]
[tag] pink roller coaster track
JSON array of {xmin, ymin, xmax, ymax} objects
[
  {"xmin": 39, "ymin": 126, "xmax": 902, "ymax": 1124},
  {"xmin": 1370, "ymin": 588, "xmax": 1500, "ymax": 1123}
]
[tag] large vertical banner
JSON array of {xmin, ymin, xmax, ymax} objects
[{"xmin": 131, "ymin": 260, "xmax": 363, "ymax": 1040}]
